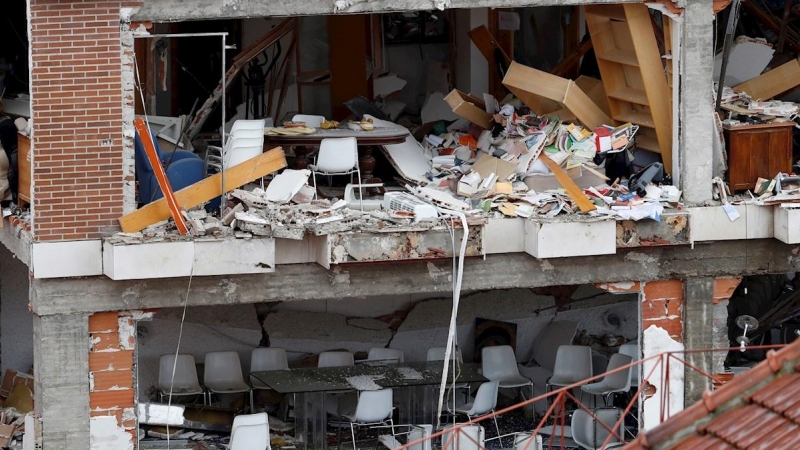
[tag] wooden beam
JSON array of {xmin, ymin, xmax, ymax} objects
[
  {"xmin": 119, "ymin": 148, "xmax": 288, "ymax": 233},
  {"xmin": 539, "ymin": 154, "xmax": 597, "ymax": 213},
  {"xmin": 735, "ymin": 57, "xmax": 800, "ymax": 100},
  {"xmin": 133, "ymin": 118, "xmax": 189, "ymax": 234},
  {"xmin": 503, "ymin": 61, "xmax": 612, "ymax": 130}
]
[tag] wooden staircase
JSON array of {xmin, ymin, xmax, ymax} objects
[{"xmin": 584, "ymin": 4, "xmax": 673, "ymax": 174}]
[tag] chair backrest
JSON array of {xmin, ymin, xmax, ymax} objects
[
  {"xmin": 367, "ymin": 347, "xmax": 404, "ymax": 363},
  {"xmin": 158, "ymin": 354, "xmax": 200, "ymax": 391},
  {"xmin": 251, "ymin": 347, "xmax": 289, "ymax": 372},
  {"xmin": 442, "ymin": 425, "xmax": 485, "ymax": 450},
  {"xmin": 481, "ymin": 345, "xmax": 523, "ymax": 381},
  {"xmin": 552, "ymin": 345, "xmax": 593, "ymax": 383},
  {"xmin": 353, "ymin": 388, "xmax": 393, "ymax": 423},
  {"xmin": 592, "ymin": 353, "xmax": 609, "ymax": 377},
  {"xmin": 291, "ymin": 114, "xmax": 325, "ymax": 128},
  {"xmin": 600, "ymin": 354, "xmax": 633, "ymax": 392},
  {"xmin": 318, "ymin": 351, "xmax": 354, "ymax": 368},
  {"xmin": 204, "ymin": 351, "xmax": 246, "ymax": 385},
  {"xmin": 230, "ymin": 119, "xmax": 266, "ymax": 136},
  {"xmin": 618, "ymin": 342, "xmax": 640, "ymax": 385},
  {"xmin": 571, "ymin": 408, "xmax": 624, "ymax": 450},
  {"xmin": 315, "ymin": 137, "xmax": 358, "ymax": 173},
  {"xmin": 528, "ymin": 321, "xmax": 579, "ymax": 370},
  {"xmin": 230, "ymin": 413, "xmax": 271, "ymax": 450},
  {"xmin": 471, "ymin": 381, "xmax": 500, "ymax": 415},
  {"xmin": 514, "ymin": 432, "xmax": 543, "ymax": 450},
  {"xmin": 427, "ymin": 347, "xmax": 463, "ymax": 363},
  {"xmin": 224, "ymin": 134, "xmax": 264, "ymax": 168}
]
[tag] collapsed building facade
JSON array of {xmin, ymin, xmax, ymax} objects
[{"xmin": 0, "ymin": 0, "xmax": 799, "ymax": 448}]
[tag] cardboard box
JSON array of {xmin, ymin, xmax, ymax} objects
[{"xmin": 444, "ymin": 90, "xmax": 494, "ymax": 129}]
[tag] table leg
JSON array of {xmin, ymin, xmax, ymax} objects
[
  {"xmin": 294, "ymin": 146, "xmax": 311, "ymax": 170},
  {"xmin": 296, "ymin": 391, "xmax": 327, "ymax": 450},
  {"xmin": 358, "ymin": 146, "xmax": 381, "ymax": 184}
]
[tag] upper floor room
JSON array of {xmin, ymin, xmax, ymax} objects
[{"xmin": 1, "ymin": 0, "xmax": 799, "ymax": 280}]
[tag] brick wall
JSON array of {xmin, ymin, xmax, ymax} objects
[
  {"xmin": 28, "ymin": 0, "xmax": 142, "ymax": 241},
  {"xmin": 88, "ymin": 311, "xmax": 137, "ymax": 446}
]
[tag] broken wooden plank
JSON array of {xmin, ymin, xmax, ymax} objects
[
  {"xmin": 119, "ymin": 148, "xmax": 287, "ymax": 233},
  {"xmin": 503, "ymin": 61, "xmax": 612, "ymax": 130},
  {"xmin": 134, "ymin": 118, "xmax": 189, "ymax": 235},
  {"xmin": 539, "ymin": 154, "xmax": 597, "ymax": 213},
  {"xmin": 735, "ymin": 57, "xmax": 800, "ymax": 100}
]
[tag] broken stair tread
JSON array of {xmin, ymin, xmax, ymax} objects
[
  {"xmin": 119, "ymin": 148, "xmax": 287, "ymax": 233},
  {"xmin": 538, "ymin": 154, "xmax": 597, "ymax": 213}
]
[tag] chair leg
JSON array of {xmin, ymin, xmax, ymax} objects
[
  {"xmin": 350, "ymin": 422, "xmax": 357, "ymax": 450},
  {"xmin": 337, "ymin": 417, "xmax": 343, "ymax": 450},
  {"xmin": 312, "ymin": 172, "xmax": 318, "ymax": 200},
  {"xmin": 355, "ymin": 165, "xmax": 363, "ymax": 212},
  {"xmin": 491, "ymin": 409, "xmax": 501, "ymax": 440}
]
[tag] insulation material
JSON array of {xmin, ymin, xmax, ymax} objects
[
  {"xmin": 713, "ymin": 37, "xmax": 774, "ymax": 86},
  {"xmin": 381, "ymin": 135, "xmax": 431, "ymax": 185},
  {"xmin": 642, "ymin": 325, "xmax": 685, "ymax": 431}
]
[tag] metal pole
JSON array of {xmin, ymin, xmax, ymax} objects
[
  {"xmin": 715, "ymin": 0, "xmax": 742, "ymax": 112},
  {"xmin": 221, "ymin": 35, "xmax": 227, "ymax": 216}
]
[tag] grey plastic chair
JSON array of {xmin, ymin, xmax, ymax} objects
[
  {"xmin": 581, "ymin": 354, "xmax": 633, "ymax": 406},
  {"xmin": 337, "ymin": 388, "xmax": 395, "ymax": 450},
  {"xmin": 452, "ymin": 381, "xmax": 501, "ymax": 439},
  {"xmin": 571, "ymin": 408, "xmax": 625, "ymax": 449},
  {"xmin": 250, "ymin": 347, "xmax": 289, "ymax": 413},
  {"xmin": 481, "ymin": 345, "xmax": 534, "ymax": 401},
  {"xmin": 618, "ymin": 342, "xmax": 640, "ymax": 387},
  {"xmin": 158, "ymin": 354, "xmax": 204, "ymax": 403},
  {"xmin": 546, "ymin": 345, "xmax": 593, "ymax": 404},
  {"xmin": 204, "ymin": 351, "xmax": 251, "ymax": 410},
  {"xmin": 318, "ymin": 351, "xmax": 354, "ymax": 368},
  {"xmin": 366, "ymin": 347, "xmax": 404, "ymax": 363}
]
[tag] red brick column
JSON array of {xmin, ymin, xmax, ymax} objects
[
  {"xmin": 28, "ymin": 0, "xmax": 142, "ymax": 240},
  {"xmin": 88, "ymin": 311, "xmax": 137, "ymax": 445}
]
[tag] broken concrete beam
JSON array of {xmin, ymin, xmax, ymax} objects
[
  {"xmin": 118, "ymin": 147, "xmax": 287, "ymax": 233},
  {"xmin": 503, "ymin": 61, "xmax": 612, "ymax": 130}
]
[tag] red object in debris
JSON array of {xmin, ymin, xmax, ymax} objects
[
  {"xmin": 134, "ymin": 118, "xmax": 189, "ymax": 235},
  {"xmin": 594, "ymin": 127, "xmax": 612, "ymax": 152}
]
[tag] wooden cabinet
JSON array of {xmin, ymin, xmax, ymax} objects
[
  {"xmin": 723, "ymin": 122, "xmax": 794, "ymax": 191},
  {"xmin": 17, "ymin": 133, "xmax": 30, "ymax": 206}
]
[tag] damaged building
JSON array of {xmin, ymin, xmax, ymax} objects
[{"xmin": 1, "ymin": 0, "xmax": 800, "ymax": 448}]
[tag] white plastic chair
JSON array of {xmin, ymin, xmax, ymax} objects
[
  {"xmin": 230, "ymin": 119, "xmax": 267, "ymax": 137},
  {"xmin": 481, "ymin": 345, "xmax": 534, "ymax": 400},
  {"xmin": 366, "ymin": 348, "xmax": 404, "ymax": 363},
  {"xmin": 224, "ymin": 136, "xmax": 264, "ymax": 169},
  {"xmin": 452, "ymin": 381, "xmax": 501, "ymax": 439},
  {"xmin": 291, "ymin": 114, "xmax": 325, "ymax": 128},
  {"xmin": 308, "ymin": 137, "xmax": 362, "ymax": 210},
  {"xmin": 204, "ymin": 352, "xmax": 252, "ymax": 410},
  {"xmin": 546, "ymin": 345, "xmax": 593, "ymax": 405},
  {"xmin": 426, "ymin": 347, "xmax": 463, "ymax": 363},
  {"xmin": 158, "ymin": 354, "xmax": 204, "ymax": 403},
  {"xmin": 581, "ymin": 354, "xmax": 633, "ymax": 407},
  {"xmin": 250, "ymin": 348, "xmax": 289, "ymax": 412},
  {"xmin": 571, "ymin": 408, "xmax": 625, "ymax": 449},
  {"xmin": 318, "ymin": 351, "xmax": 354, "ymax": 368},
  {"xmin": 441, "ymin": 424, "xmax": 485, "ymax": 450},
  {"xmin": 618, "ymin": 342, "xmax": 640, "ymax": 387},
  {"xmin": 227, "ymin": 412, "xmax": 272, "ymax": 450},
  {"xmin": 428, "ymin": 347, "xmax": 470, "ymax": 401},
  {"xmin": 337, "ymin": 388, "xmax": 395, "ymax": 450}
]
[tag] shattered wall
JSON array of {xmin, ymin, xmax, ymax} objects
[{"xmin": 136, "ymin": 287, "xmax": 638, "ymax": 400}]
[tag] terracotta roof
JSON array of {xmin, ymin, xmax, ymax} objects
[{"xmin": 623, "ymin": 340, "xmax": 800, "ymax": 450}]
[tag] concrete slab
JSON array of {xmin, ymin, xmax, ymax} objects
[
  {"xmin": 525, "ymin": 219, "xmax": 616, "ymax": 258},
  {"xmin": 774, "ymin": 205, "xmax": 800, "ymax": 244},
  {"xmin": 483, "ymin": 218, "xmax": 525, "ymax": 254},
  {"xmin": 690, "ymin": 205, "xmax": 774, "ymax": 241},
  {"xmin": 192, "ymin": 238, "xmax": 275, "ymax": 276},
  {"xmin": 32, "ymin": 240, "xmax": 103, "ymax": 279}
]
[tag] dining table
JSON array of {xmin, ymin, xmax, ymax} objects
[
  {"xmin": 262, "ymin": 126, "xmax": 410, "ymax": 184},
  {"xmin": 251, "ymin": 361, "xmax": 487, "ymax": 449}
]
